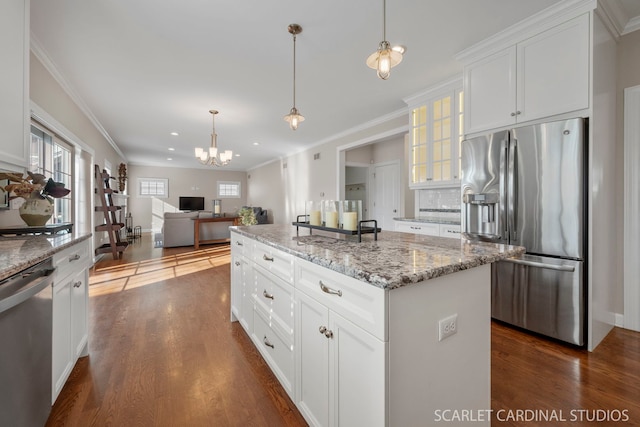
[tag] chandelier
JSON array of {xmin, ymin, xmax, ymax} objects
[
  {"xmin": 194, "ymin": 109, "xmax": 233, "ymax": 166},
  {"xmin": 366, "ymin": 0, "xmax": 405, "ymax": 80},
  {"xmin": 284, "ymin": 24, "xmax": 304, "ymax": 130}
]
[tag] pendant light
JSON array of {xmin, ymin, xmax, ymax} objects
[
  {"xmin": 366, "ymin": 0, "xmax": 404, "ymax": 80},
  {"xmin": 194, "ymin": 110, "xmax": 233, "ymax": 166},
  {"xmin": 284, "ymin": 24, "xmax": 304, "ymax": 130}
]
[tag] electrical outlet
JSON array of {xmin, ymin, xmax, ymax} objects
[{"xmin": 438, "ymin": 314, "xmax": 458, "ymax": 341}]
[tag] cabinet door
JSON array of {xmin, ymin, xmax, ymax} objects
[
  {"xmin": 230, "ymin": 253, "xmax": 243, "ymax": 321},
  {"xmin": 0, "ymin": 0, "xmax": 28, "ymax": 168},
  {"xmin": 395, "ymin": 221, "xmax": 440, "ymax": 237},
  {"xmin": 52, "ymin": 280, "xmax": 72, "ymax": 403},
  {"xmin": 70, "ymin": 269, "xmax": 88, "ymax": 359},
  {"xmin": 240, "ymin": 261, "xmax": 254, "ymax": 334},
  {"xmin": 329, "ymin": 312, "xmax": 386, "ymax": 427},
  {"xmin": 517, "ymin": 14, "xmax": 589, "ymax": 123},
  {"xmin": 464, "ymin": 47, "xmax": 516, "ymax": 134},
  {"xmin": 296, "ymin": 291, "xmax": 330, "ymax": 427}
]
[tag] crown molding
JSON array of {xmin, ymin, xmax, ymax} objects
[
  {"xmin": 624, "ymin": 15, "xmax": 640, "ymax": 35},
  {"xmin": 455, "ymin": 0, "xmax": 597, "ymax": 64},
  {"xmin": 30, "ymin": 34, "xmax": 127, "ymax": 161},
  {"xmin": 402, "ymin": 75, "xmax": 462, "ymax": 107}
]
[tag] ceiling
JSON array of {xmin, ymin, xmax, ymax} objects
[{"xmin": 30, "ymin": 0, "xmax": 640, "ymax": 171}]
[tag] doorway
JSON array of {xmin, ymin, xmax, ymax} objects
[{"xmin": 372, "ymin": 161, "xmax": 400, "ymax": 231}]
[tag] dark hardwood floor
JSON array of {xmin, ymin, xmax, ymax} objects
[{"xmin": 47, "ymin": 234, "xmax": 640, "ymax": 426}]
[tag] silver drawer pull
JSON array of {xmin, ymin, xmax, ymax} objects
[
  {"xmin": 263, "ymin": 290, "xmax": 274, "ymax": 300},
  {"xmin": 235, "ymin": 261, "xmax": 241, "ymax": 266},
  {"xmin": 69, "ymin": 254, "xmax": 81, "ymax": 262},
  {"xmin": 236, "ymin": 241, "xmax": 243, "ymax": 246},
  {"xmin": 73, "ymin": 281, "xmax": 82, "ymax": 288},
  {"xmin": 319, "ymin": 325, "xmax": 327, "ymax": 334},
  {"xmin": 324, "ymin": 329, "xmax": 334, "ymax": 339},
  {"xmin": 319, "ymin": 281, "xmax": 342, "ymax": 297},
  {"xmin": 263, "ymin": 254, "xmax": 274, "ymax": 262},
  {"xmin": 263, "ymin": 336, "xmax": 274, "ymax": 349}
]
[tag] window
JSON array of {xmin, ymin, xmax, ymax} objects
[
  {"xmin": 30, "ymin": 124, "xmax": 73, "ymax": 223},
  {"xmin": 217, "ymin": 181, "xmax": 241, "ymax": 198},
  {"xmin": 138, "ymin": 178, "xmax": 168, "ymax": 198}
]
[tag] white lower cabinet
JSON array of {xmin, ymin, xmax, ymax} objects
[
  {"xmin": 250, "ymin": 263, "xmax": 295, "ymax": 399},
  {"xmin": 394, "ymin": 221, "xmax": 439, "ymax": 236},
  {"xmin": 296, "ymin": 290, "xmax": 386, "ymax": 427},
  {"xmin": 230, "ymin": 234, "xmax": 254, "ymax": 334},
  {"xmin": 52, "ymin": 239, "xmax": 91, "ymax": 403}
]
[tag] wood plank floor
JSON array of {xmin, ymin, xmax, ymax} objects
[{"xmin": 47, "ymin": 234, "xmax": 640, "ymax": 426}]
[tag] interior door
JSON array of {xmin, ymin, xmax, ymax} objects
[{"xmin": 372, "ymin": 162, "xmax": 399, "ymax": 231}]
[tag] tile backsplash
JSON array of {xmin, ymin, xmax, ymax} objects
[{"xmin": 415, "ymin": 187, "xmax": 461, "ymax": 220}]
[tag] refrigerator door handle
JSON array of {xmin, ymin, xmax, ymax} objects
[
  {"xmin": 502, "ymin": 257, "xmax": 576, "ymax": 272},
  {"xmin": 499, "ymin": 138, "xmax": 508, "ymax": 240},
  {"xmin": 508, "ymin": 138, "xmax": 518, "ymax": 241}
]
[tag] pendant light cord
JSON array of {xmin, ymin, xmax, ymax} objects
[
  {"xmin": 292, "ymin": 32, "xmax": 297, "ymax": 109},
  {"xmin": 382, "ymin": 0, "xmax": 386, "ymax": 41}
]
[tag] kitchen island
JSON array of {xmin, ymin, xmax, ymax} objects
[{"xmin": 230, "ymin": 224, "xmax": 524, "ymax": 427}]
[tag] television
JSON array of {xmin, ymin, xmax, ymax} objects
[{"xmin": 179, "ymin": 196, "xmax": 205, "ymax": 211}]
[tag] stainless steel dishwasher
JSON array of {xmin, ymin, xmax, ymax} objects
[{"xmin": 0, "ymin": 259, "xmax": 55, "ymax": 427}]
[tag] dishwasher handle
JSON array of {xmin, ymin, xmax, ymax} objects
[
  {"xmin": 0, "ymin": 267, "xmax": 55, "ymax": 314},
  {"xmin": 502, "ymin": 258, "xmax": 575, "ymax": 272}
]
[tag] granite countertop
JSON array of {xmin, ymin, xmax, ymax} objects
[
  {"xmin": 0, "ymin": 232, "xmax": 93, "ymax": 281},
  {"xmin": 394, "ymin": 217, "xmax": 461, "ymax": 225},
  {"xmin": 231, "ymin": 224, "xmax": 524, "ymax": 290}
]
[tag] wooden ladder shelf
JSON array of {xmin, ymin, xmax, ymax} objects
[{"xmin": 94, "ymin": 164, "xmax": 128, "ymax": 259}]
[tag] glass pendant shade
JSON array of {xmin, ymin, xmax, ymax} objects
[
  {"xmin": 366, "ymin": 41, "xmax": 403, "ymax": 80},
  {"xmin": 284, "ymin": 107, "xmax": 305, "ymax": 131}
]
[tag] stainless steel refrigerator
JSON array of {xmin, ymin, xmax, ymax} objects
[{"xmin": 461, "ymin": 118, "xmax": 586, "ymax": 346}]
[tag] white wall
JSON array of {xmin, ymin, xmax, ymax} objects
[
  {"xmin": 616, "ymin": 29, "xmax": 640, "ymax": 318},
  {"xmin": 247, "ymin": 114, "xmax": 409, "ymax": 225},
  {"xmin": 128, "ymin": 164, "xmax": 247, "ymax": 232}
]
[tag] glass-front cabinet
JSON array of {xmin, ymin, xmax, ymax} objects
[{"xmin": 409, "ymin": 86, "xmax": 464, "ymax": 188}]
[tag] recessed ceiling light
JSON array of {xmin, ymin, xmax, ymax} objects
[
  {"xmin": 170, "ymin": 132, "xmax": 179, "ymax": 136},
  {"xmin": 167, "ymin": 158, "xmax": 173, "ymax": 161},
  {"xmin": 168, "ymin": 147, "xmax": 175, "ymax": 151},
  {"xmin": 253, "ymin": 142, "xmax": 260, "ymax": 146},
  {"xmin": 235, "ymin": 154, "xmax": 240, "ymax": 157}
]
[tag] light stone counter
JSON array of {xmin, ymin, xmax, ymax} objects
[
  {"xmin": 0, "ymin": 232, "xmax": 93, "ymax": 281},
  {"xmin": 230, "ymin": 224, "xmax": 523, "ymax": 290}
]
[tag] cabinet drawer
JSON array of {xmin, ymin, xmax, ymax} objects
[
  {"xmin": 296, "ymin": 259, "xmax": 387, "ymax": 341},
  {"xmin": 253, "ymin": 266, "xmax": 294, "ymax": 342},
  {"xmin": 395, "ymin": 221, "xmax": 439, "ymax": 236},
  {"xmin": 253, "ymin": 308, "xmax": 294, "ymax": 398},
  {"xmin": 53, "ymin": 239, "xmax": 91, "ymax": 282},
  {"xmin": 439, "ymin": 224, "xmax": 461, "ymax": 239},
  {"xmin": 231, "ymin": 232, "xmax": 250, "ymax": 257},
  {"xmin": 252, "ymin": 240, "xmax": 293, "ymax": 283}
]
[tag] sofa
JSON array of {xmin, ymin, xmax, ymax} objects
[
  {"xmin": 162, "ymin": 211, "xmax": 235, "ymax": 248},
  {"xmin": 242, "ymin": 206, "xmax": 268, "ymax": 224}
]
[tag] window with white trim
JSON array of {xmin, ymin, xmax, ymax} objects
[
  {"xmin": 138, "ymin": 178, "xmax": 168, "ymax": 198},
  {"xmin": 217, "ymin": 181, "xmax": 241, "ymax": 198},
  {"xmin": 30, "ymin": 124, "xmax": 73, "ymax": 224}
]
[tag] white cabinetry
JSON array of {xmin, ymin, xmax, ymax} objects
[
  {"xmin": 394, "ymin": 221, "xmax": 461, "ymax": 239},
  {"xmin": 0, "ymin": 0, "xmax": 29, "ymax": 169},
  {"xmin": 395, "ymin": 221, "xmax": 439, "ymax": 237},
  {"xmin": 250, "ymin": 239, "xmax": 295, "ymax": 399},
  {"xmin": 230, "ymin": 233, "xmax": 253, "ymax": 333},
  {"xmin": 295, "ymin": 259, "xmax": 386, "ymax": 427},
  {"xmin": 463, "ymin": 13, "xmax": 590, "ymax": 134},
  {"xmin": 52, "ymin": 238, "xmax": 91, "ymax": 403},
  {"xmin": 439, "ymin": 223, "xmax": 461, "ymax": 238}
]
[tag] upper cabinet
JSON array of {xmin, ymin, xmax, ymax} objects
[
  {"xmin": 0, "ymin": 0, "xmax": 29, "ymax": 169},
  {"xmin": 463, "ymin": 13, "xmax": 590, "ymax": 135},
  {"xmin": 407, "ymin": 81, "xmax": 464, "ymax": 189}
]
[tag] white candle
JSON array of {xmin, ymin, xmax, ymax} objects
[
  {"xmin": 325, "ymin": 211, "xmax": 338, "ymax": 228},
  {"xmin": 214, "ymin": 205, "xmax": 221, "ymax": 214},
  {"xmin": 309, "ymin": 210, "xmax": 321, "ymax": 226},
  {"xmin": 343, "ymin": 212, "xmax": 358, "ymax": 231}
]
